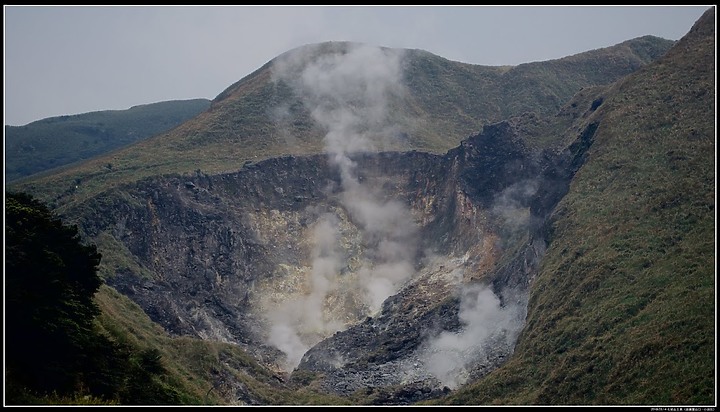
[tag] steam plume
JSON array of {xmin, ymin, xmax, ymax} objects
[
  {"xmin": 267, "ymin": 43, "xmax": 418, "ymax": 369},
  {"xmin": 267, "ymin": 214, "xmax": 344, "ymax": 370},
  {"xmin": 421, "ymin": 179, "xmax": 536, "ymax": 388},
  {"xmin": 424, "ymin": 284, "xmax": 524, "ymax": 389}
]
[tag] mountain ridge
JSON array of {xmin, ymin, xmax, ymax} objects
[
  {"xmin": 8, "ymin": 35, "xmax": 674, "ymax": 213},
  {"xmin": 5, "ymin": 98, "xmax": 211, "ymax": 182},
  {"xmin": 4, "ymin": 8, "xmax": 714, "ymax": 406}
]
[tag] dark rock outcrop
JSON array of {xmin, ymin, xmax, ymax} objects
[{"xmin": 68, "ymin": 100, "xmax": 599, "ymax": 401}]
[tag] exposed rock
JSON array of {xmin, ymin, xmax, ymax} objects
[{"xmin": 71, "ymin": 110, "xmax": 597, "ymax": 402}]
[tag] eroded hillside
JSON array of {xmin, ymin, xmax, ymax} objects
[
  {"xmin": 63, "ymin": 89, "xmax": 604, "ymax": 403},
  {"xmin": 6, "ymin": 8, "xmax": 714, "ymax": 406}
]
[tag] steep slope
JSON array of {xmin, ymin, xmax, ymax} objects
[
  {"xmin": 5, "ymin": 99, "xmax": 210, "ymax": 182},
  {"xmin": 92, "ymin": 284, "xmax": 350, "ymax": 405},
  {"xmin": 8, "ymin": 37, "xmax": 673, "ymax": 212},
  {"xmin": 440, "ymin": 7, "xmax": 715, "ymax": 405}
]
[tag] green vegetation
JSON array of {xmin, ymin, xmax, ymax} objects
[
  {"xmin": 6, "ymin": 192, "xmax": 104, "ymax": 400},
  {"xmin": 5, "ymin": 98, "xmax": 210, "ymax": 182},
  {"xmin": 5, "ymin": 192, "xmax": 193, "ymax": 405},
  {"xmin": 94, "ymin": 284, "xmax": 350, "ymax": 405}
]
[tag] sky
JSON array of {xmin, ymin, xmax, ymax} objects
[{"xmin": 3, "ymin": 5, "xmax": 712, "ymax": 126}]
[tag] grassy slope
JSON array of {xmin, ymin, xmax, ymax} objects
[
  {"xmin": 94, "ymin": 285, "xmax": 350, "ymax": 405},
  {"xmin": 440, "ymin": 7, "xmax": 715, "ymax": 405},
  {"xmin": 8, "ymin": 37, "xmax": 672, "ymax": 214},
  {"xmin": 5, "ymin": 99, "xmax": 211, "ymax": 182}
]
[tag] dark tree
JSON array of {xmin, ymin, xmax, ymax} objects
[
  {"xmin": 6, "ymin": 192, "xmax": 192, "ymax": 405},
  {"xmin": 5, "ymin": 192, "xmax": 103, "ymax": 396}
]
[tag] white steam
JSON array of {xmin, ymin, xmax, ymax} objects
[
  {"xmin": 267, "ymin": 214, "xmax": 345, "ymax": 370},
  {"xmin": 424, "ymin": 284, "xmax": 524, "ymax": 389},
  {"xmin": 267, "ymin": 43, "xmax": 418, "ymax": 370},
  {"xmin": 420, "ymin": 180, "xmax": 537, "ymax": 388},
  {"xmin": 491, "ymin": 179, "xmax": 539, "ymax": 233},
  {"xmin": 342, "ymin": 185, "xmax": 418, "ymax": 313}
]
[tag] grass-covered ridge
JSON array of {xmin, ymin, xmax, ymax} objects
[
  {"xmin": 5, "ymin": 98, "xmax": 210, "ymax": 182},
  {"xmin": 438, "ymin": 7, "xmax": 715, "ymax": 405},
  {"xmin": 8, "ymin": 36, "xmax": 673, "ymax": 213}
]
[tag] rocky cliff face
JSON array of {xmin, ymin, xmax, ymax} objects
[
  {"xmin": 293, "ymin": 112, "xmax": 599, "ymax": 403},
  {"xmin": 70, "ymin": 97, "xmax": 599, "ymax": 403}
]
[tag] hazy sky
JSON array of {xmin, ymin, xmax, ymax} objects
[{"xmin": 3, "ymin": 5, "xmax": 711, "ymax": 126}]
